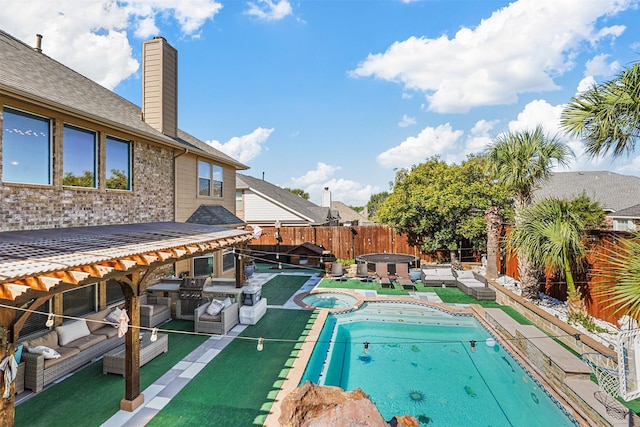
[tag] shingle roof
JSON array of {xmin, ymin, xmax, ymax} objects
[
  {"xmin": 534, "ymin": 171, "xmax": 640, "ymax": 212},
  {"xmin": 330, "ymin": 201, "xmax": 373, "ymax": 225},
  {"xmin": 608, "ymin": 203, "xmax": 640, "ymax": 218},
  {"xmin": 236, "ymin": 174, "xmax": 331, "ymax": 225},
  {"xmin": 0, "ymin": 29, "xmax": 245, "ymax": 168},
  {"xmin": 186, "ymin": 205, "xmax": 245, "ymax": 226}
]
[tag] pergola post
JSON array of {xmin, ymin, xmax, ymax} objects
[
  {"xmin": 235, "ymin": 249, "xmax": 243, "ymax": 289},
  {"xmin": 0, "ymin": 308, "xmax": 15, "ymax": 427},
  {"xmin": 120, "ymin": 276, "xmax": 143, "ymax": 411}
]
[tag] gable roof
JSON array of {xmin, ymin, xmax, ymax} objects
[
  {"xmin": 186, "ymin": 205, "xmax": 245, "ymax": 227},
  {"xmin": 534, "ymin": 171, "xmax": 640, "ymax": 212},
  {"xmin": 608, "ymin": 203, "xmax": 640, "ymax": 219},
  {"xmin": 237, "ymin": 174, "xmax": 331, "ymax": 225},
  {"xmin": 330, "ymin": 201, "xmax": 373, "ymax": 225},
  {"xmin": 0, "ymin": 29, "xmax": 245, "ymax": 169}
]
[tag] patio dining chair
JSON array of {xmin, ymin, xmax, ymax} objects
[
  {"xmin": 328, "ymin": 262, "xmax": 346, "ymax": 281},
  {"xmin": 356, "ymin": 263, "xmax": 374, "ymax": 282}
]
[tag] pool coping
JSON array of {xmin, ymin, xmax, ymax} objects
[{"xmin": 265, "ymin": 292, "xmax": 593, "ymax": 426}]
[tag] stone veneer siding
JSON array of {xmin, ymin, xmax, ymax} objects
[{"xmin": 1, "ymin": 141, "xmax": 174, "ymax": 231}]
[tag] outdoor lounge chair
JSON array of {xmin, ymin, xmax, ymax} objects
[
  {"xmin": 356, "ymin": 263, "xmax": 374, "ymax": 282},
  {"xmin": 394, "ymin": 263, "xmax": 416, "ymax": 291},
  {"xmin": 374, "ymin": 263, "xmax": 392, "ymax": 287},
  {"xmin": 328, "ymin": 262, "xmax": 346, "ymax": 281}
]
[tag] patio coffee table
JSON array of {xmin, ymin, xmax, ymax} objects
[{"xmin": 103, "ymin": 332, "xmax": 168, "ymax": 376}]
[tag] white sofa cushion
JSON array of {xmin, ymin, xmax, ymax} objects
[
  {"xmin": 56, "ymin": 320, "xmax": 91, "ymax": 346},
  {"xmin": 206, "ymin": 300, "xmax": 225, "ymax": 316},
  {"xmin": 455, "ymin": 270, "xmax": 475, "ymax": 279},
  {"xmin": 27, "ymin": 345, "xmax": 60, "ymax": 359}
]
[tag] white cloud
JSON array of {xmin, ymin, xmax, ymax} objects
[
  {"xmin": 282, "ymin": 163, "xmax": 377, "ymax": 206},
  {"xmin": 351, "ymin": 0, "xmax": 631, "ymax": 113},
  {"xmin": 285, "ymin": 162, "xmax": 340, "ymax": 188},
  {"xmin": 577, "ymin": 76, "xmax": 597, "ymax": 94},
  {"xmin": 398, "ymin": 114, "xmax": 416, "ymax": 128},
  {"xmin": 584, "ymin": 53, "xmax": 621, "ymax": 78},
  {"xmin": 245, "ymin": 0, "xmax": 293, "ymax": 21},
  {"xmin": 206, "ymin": 127, "xmax": 273, "ymax": 163},
  {"xmin": 461, "ymin": 119, "xmax": 500, "ymax": 157},
  {"xmin": 507, "ymin": 99, "xmax": 565, "ymax": 135},
  {"xmin": 377, "ymin": 123, "xmax": 463, "ymax": 169},
  {"xmin": 0, "ymin": 0, "xmax": 222, "ymax": 89}
]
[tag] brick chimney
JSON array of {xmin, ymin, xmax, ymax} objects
[{"xmin": 142, "ymin": 37, "xmax": 178, "ymax": 138}]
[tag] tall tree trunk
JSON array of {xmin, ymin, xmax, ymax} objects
[
  {"xmin": 514, "ymin": 195, "xmax": 540, "ymax": 300},
  {"xmin": 485, "ymin": 207, "xmax": 500, "ymax": 279}
]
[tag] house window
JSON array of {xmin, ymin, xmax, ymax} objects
[
  {"xmin": 222, "ymin": 249, "xmax": 235, "ymax": 272},
  {"xmin": 106, "ymin": 136, "xmax": 131, "ymax": 190},
  {"xmin": 213, "ymin": 164, "xmax": 223, "ymax": 197},
  {"xmin": 236, "ymin": 191, "xmax": 243, "ymax": 211},
  {"xmin": 194, "ymin": 255, "xmax": 214, "ymax": 276},
  {"xmin": 63, "ymin": 124, "xmax": 97, "ymax": 187},
  {"xmin": 198, "ymin": 160, "xmax": 223, "ymax": 197},
  {"xmin": 2, "ymin": 107, "xmax": 51, "ymax": 185},
  {"xmin": 198, "ymin": 161, "xmax": 211, "ymax": 196},
  {"xmin": 63, "ymin": 286, "xmax": 96, "ymax": 318},
  {"xmin": 105, "ymin": 279, "xmax": 125, "ymax": 305}
]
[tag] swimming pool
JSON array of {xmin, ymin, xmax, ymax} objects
[
  {"xmin": 301, "ymin": 302, "xmax": 578, "ymax": 426},
  {"xmin": 301, "ymin": 292, "xmax": 359, "ymax": 309}
]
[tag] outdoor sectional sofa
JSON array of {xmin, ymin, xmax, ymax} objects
[
  {"xmin": 420, "ymin": 266, "xmax": 458, "ymax": 287},
  {"xmin": 454, "ymin": 270, "xmax": 496, "ymax": 301},
  {"xmin": 20, "ymin": 307, "xmax": 125, "ymax": 392}
]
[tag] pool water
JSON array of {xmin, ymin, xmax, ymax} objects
[
  {"xmin": 302, "ymin": 292, "xmax": 358, "ymax": 309},
  {"xmin": 301, "ymin": 302, "xmax": 578, "ymax": 426}
]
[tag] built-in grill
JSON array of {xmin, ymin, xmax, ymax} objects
[{"xmin": 179, "ymin": 277, "xmax": 208, "ymax": 317}]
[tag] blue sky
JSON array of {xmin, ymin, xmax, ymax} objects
[{"xmin": 1, "ymin": 0, "xmax": 639, "ymax": 206}]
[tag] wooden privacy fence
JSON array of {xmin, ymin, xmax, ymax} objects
[
  {"xmin": 248, "ymin": 225, "xmax": 450, "ymax": 264},
  {"xmin": 501, "ymin": 229, "xmax": 635, "ymax": 325}
]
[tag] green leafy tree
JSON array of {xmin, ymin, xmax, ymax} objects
[
  {"xmin": 367, "ymin": 191, "xmax": 389, "ymax": 222},
  {"xmin": 62, "ymin": 171, "xmax": 95, "ymax": 187},
  {"xmin": 508, "ymin": 198, "xmax": 589, "ymax": 322},
  {"xmin": 350, "ymin": 206, "xmax": 364, "ymax": 213},
  {"xmin": 485, "ymin": 125, "xmax": 573, "ymax": 299},
  {"xmin": 106, "ymin": 169, "xmax": 129, "ymax": 190},
  {"xmin": 561, "ymin": 63, "xmax": 640, "ymax": 158},
  {"xmin": 377, "ymin": 156, "xmax": 510, "ymax": 263},
  {"xmin": 284, "ymin": 188, "xmax": 309, "ymax": 200}
]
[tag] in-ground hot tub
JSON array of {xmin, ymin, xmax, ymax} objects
[
  {"xmin": 301, "ymin": 292, "xmax": 359, "ymax": 310},
  {"xmin": 355, "ymin": 253, "xmax": 420, "ymax": 275}
]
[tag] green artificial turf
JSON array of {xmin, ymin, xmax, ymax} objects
[
  {"xmin": 148, "ymin": 308, "xmax": 314, "ymax": 426},
  {"xmin": 15, "ymin": 320, "xmax": 207, "ymax": 427},
  {"xmin": 260, "ymin": 275, "xmax": 310, "ymax": 305}
]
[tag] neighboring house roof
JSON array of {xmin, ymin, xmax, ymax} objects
[
  {"xmin": 534, "ymin": 171, "xmax": 640, "ymax": 212},
  {"xmin": 608, "ymin": 204, "xmax": 640, "ymax": 219},
  {"xmin": 330, "ymin": 201, "xmax": 373, "ymax": 225},
  {"xmin": 0, "ymin": 30, "xmax": 245, "ymax": 169},
  {"xmin": 237, "ymin": 174, "xmax": 331, "ymax": 225},
  {"xmin": 185, "ymin": 205, "xmax": 245, "ymax": 227}
]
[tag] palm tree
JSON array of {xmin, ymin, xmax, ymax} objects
[
  {"xmin": 595, "ymin": 235, "xmax": 640, "ymax": 321},
  {"xmin": 562, "ymin": 62, "xmax": 640, "ymax": 322},
  {"xmin": 561, "ymin": 63, "xmax": 640, "ymax": 158},
  {"xmin": 507, "ymin": 198, "xmax": 588, "ymax": 320},
  {"xmin": 485, "ymin": 125, "xmax": 573, "ymax": 299}
]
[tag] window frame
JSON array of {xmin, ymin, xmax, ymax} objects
[
  {"xmin": 193, "ymin": 254, "xmax": 214, "ymax": 277},
  {"xmin": 222, "ymin": 249, "xmax": 235, "ymax": 272},
  {"xmin": 62, "ymin": 123, "xmax": 98, "ymax": 188},
  {"xmin": 1, "ymin": 106, "xmax": 52, "ymax": 186},
  {"xmin": 197, "ymin": 159, "xmax": 223, "ymax": 198},
  {"xmin": 105, "ymin": 135, "xmax": 132, "ymax": 190}
]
